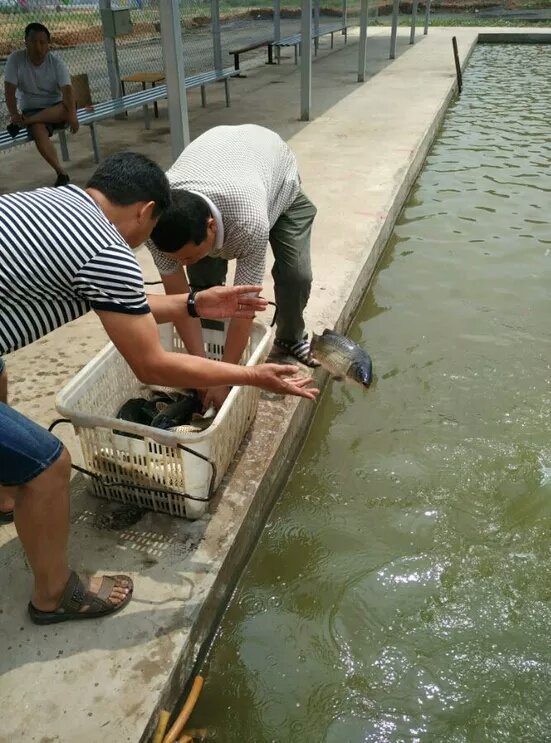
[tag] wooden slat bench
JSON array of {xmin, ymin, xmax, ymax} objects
[
  {"xmin": 271, "ymin": 24, "xmax": 349, "ymax": 64},
  {"xmin": 228, "ymin": 39, "xmax": 274, "ymax": 75}
]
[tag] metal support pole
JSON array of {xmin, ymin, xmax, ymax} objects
[
  {"xmin": 313, "ymin": 0, "xmax": 320, "ymax": 55},
  {"xmin": 357, "ymin": 0, "xmax": 368, "ymax": 83},
  {"xmin": 424, "ymin": 0, "xmax": 431, "ymax": 34},
  {"xmin": 159, "ymin": 0, "xmax": 190, "ymax": 157},
  {"xmin": 300, "ymin": 0, "xmax": 312, "ymax": 121},
  {"xmin": 342, "ymin": 0, "xmax": 347, "ymax": 27},
  {"xmin": 99, "ymin": 0, "xmax": 123, "ymax": 116},
  {"xmin": 211, "ymin": 0, "xmax": 222, "ymax": 71},
  {"xmin": 409, "ymin": 0, "xmax": 418, "ymax": 44},
  {"xmin": 389, "ymin": 0, "xmax": 400, "ymax": 59},
  {"xmin": 58, "ymin": 130, "xmax": 70, "ymax": 161},
  {"xmin": 273, "ymin": 0, "xmax": 281, "ymax": 62}
]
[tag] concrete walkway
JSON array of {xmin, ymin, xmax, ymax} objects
[{"xmin": 1, "ymin": 25, "xmax": 546, "ymax": 743}]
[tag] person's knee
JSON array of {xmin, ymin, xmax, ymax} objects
[
  {"xmin": 31, "ymin": 123, "xmax": 49, "ymax": 142},
  {"xmin": 28, "ymin": 445, "xmax": 71, "ymax": 490},
  {"xmin": 50, "ymin": 447, "xmax": 71, "ymax": 477},
  {"xmin": 274, "ymin": 264, "xmax": 312, "ymax": 291}
]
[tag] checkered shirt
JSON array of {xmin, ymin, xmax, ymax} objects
[{"xmin": 147, "ymin": 124, "xmax": 301, "ymax": 285}]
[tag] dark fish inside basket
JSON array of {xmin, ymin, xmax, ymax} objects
[
  {"xmin": 150, "ymin": 390, "xmax": 202, "ymax": 430},
  {"xmin": 115, "ymin": 398, "xmax": 157, "ymax": 427},
  {"xmin": 309, "ymin": 328, "xmax": 372, "ymax": 388},
  {"xmin": 114, "ymin": 390, "xmax": 202, "ymax": 436}
]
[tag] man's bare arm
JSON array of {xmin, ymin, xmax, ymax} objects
[
  {"xmin": 160, "ymin": 269, "xmax": 206, "ymax": 357},
  {"xmin": 96, "ymin": 309, "xmax": 319, "ymax": 399},
  {"xmin": 221, "ymin": 317, "xmax": 253, "ymax": 365},
  {"xmin": 61, "ymin": 84, "xmax": 79, "ymax": 132},
  {"xmin": 5, "ymin": 82, "xmax": 22, "ymax": 123}
]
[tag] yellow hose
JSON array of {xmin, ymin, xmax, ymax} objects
[
  {"xmin": 162, "ymin": 676, "xmax": 205, "ymax": 743},
  {"xmin": 182, "ymin": 730, "xmax": 208, "ymax": 740},
  {"xmin": 152, "ymin": 709, "xmax": 170, "ymax": 743}
]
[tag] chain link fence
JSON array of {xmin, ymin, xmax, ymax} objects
[
  {"xmin": 0, "ymin": 0, "xmax": 370, "ymax": 129},
  {"xmin": 0, "ymin": 0, "xmax": 165, "ymax": 126}
]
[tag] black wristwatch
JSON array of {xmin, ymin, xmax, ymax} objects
[{"xmin": 187, "ymin": 289, "xmax": 200, "ymax": 318}]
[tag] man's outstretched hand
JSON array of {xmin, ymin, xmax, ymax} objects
[
  {"xmin": 251, "ymin": 364, "xmax": 319, "ymax": 400},
  {"xmin": 195, "ymin": 285, "xmax": 268, "ymax": 320}
]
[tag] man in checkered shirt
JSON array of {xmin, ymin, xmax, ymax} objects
[{"xmin": 148, "ymin": 124, "xmax": 319, "ymax": 411}]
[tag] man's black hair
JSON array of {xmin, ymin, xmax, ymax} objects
[
  {"xmin": 150, "ymin": 191, "xmax": 211, "ymax": 253},
  {"xmin": 25, "ymin": 23, "xmax": 51, "ymax": 41},
  {"xmin": 86, "ymin": 152, "xmax": 171, "ymax": 218}
]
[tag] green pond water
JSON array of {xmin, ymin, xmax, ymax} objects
[{"xmin": 191, "ymin": 44, "xmax": 551, "ymax": 742}]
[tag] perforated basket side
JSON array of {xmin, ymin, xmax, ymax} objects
[{"xmin": 56, "ymin": 320, "xmax": 272, "ymax": 519}]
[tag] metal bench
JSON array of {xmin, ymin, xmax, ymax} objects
[
  {"xmin": 75, "ymin": 84, "xmax": 169, "ymax": 163},
  {"xmin": 0, "ymin": 86, "xmax": 167, "ymax": 165},
  {"xmin": 271, "ymin": 24, "xmax": 349, "ymax": 64},
  {"xmin": 186, "ymin": 67, "xmax": 236, "ymax": 109},
  {"xmin": 228, "ymin": 39, "xmax": 274, "ymax": 75},
  {"xmin": 81, "ymin": 69, "xmax": 235, "ymax": 162},
  {"xmin": 0, "ymin": 125, "xmax": 70, "ymax": 162},
  {"xmin": 1, "ymin": 67, "xmax": 236, "ymax": 165}
]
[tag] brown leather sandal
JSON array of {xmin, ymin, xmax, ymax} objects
[{"xmin": 28, "ymin": 570, "xmax": 133, "ymax": 625}]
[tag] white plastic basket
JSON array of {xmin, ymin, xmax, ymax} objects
[{"xmin": 56, "ymin": 319, "xmax": 272, "ymax": 519}]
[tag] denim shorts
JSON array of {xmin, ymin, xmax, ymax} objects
[{"xmin": 0, "ymin": 359, "xmax": 63, "ymax": 486}]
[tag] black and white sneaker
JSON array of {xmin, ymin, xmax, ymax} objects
[{"xmin": 273, "ymin": 336, "xmax": 321, "ymax": 368}]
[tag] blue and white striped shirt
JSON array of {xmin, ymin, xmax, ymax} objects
[{"xmin": 0, "ymin": 185, "xmax": 150, "ymax": 355}]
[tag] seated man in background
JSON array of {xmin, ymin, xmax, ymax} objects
[{"xmin": 4, "ymin": 22, "xmax": 78, "ymax": 186}]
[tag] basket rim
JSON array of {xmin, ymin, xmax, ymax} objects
[{"xmin": 55, "ymin": 319, "xmax": 272, "ymax": 444}]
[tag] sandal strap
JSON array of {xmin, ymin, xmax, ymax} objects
[
  {"xmin": 58, "ymin": 571, "xmax": 131, "ymax": 614},
  {"xmin": 274, "ymin": 337, "xmax": 320, "ymax": 367},
  {"xmin": 59, "ymin": 571, "xmax": 88, "ymax": 613},
  {"xmin": 289, "ymin": 340, "xmax": 312, "ymax": 364}
]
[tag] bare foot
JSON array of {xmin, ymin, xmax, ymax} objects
[{"xmin": 32, "ymin": 573, "xmax": 132, "ymax": 613}]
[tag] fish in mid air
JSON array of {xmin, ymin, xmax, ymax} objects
[{"xmin": 309, "ymin": 328, "xmax": 372, "ymax": 388}]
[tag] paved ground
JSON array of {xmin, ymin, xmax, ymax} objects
[{"xmin": 1, "ymin": 24, "xmax": 547, "ymax": 743}]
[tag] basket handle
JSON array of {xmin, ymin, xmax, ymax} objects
[
  {"xmin": 49, "ymin": 419, "xmax": 218, "ymax": 503},
  {"xmin": 52, "ymin": 411, "xmax": 201, "ymax": 449}
]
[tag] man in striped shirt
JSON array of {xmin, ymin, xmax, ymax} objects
[
  {"xmin": 148, "ymin": 124, "xmax": 319, "ymax": 412},
  {"xmin": 0, "ymin": 152, "xmax": 318, "ymax": 625}
]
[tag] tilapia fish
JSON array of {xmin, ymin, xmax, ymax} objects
[
  {"xmin": 310, "ymin": 328, "xmax": 372, "ymax": 388},
  {"xmin": 115, "ymin": 390, "xmax": 204, "ymax": 436},
  {"xmin": 150, "ymin": 390, "xmax": 202, "ymax": 430}
]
